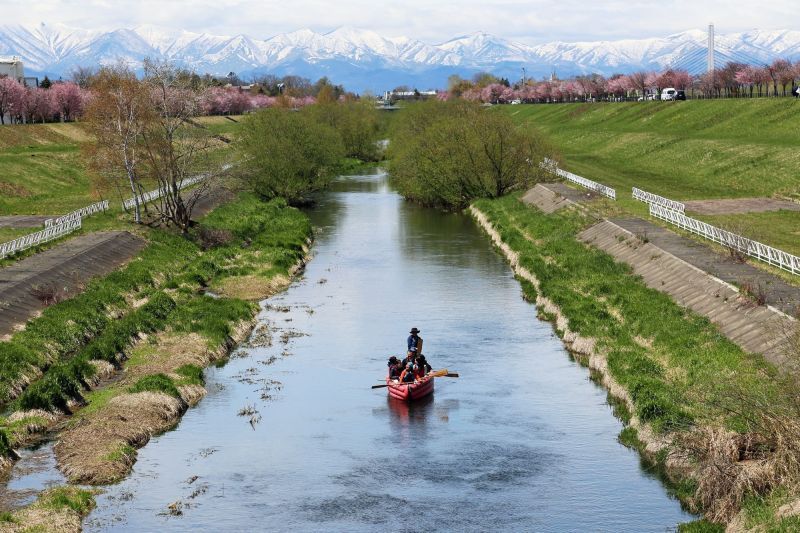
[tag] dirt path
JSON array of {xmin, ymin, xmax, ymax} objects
[
  {"xmin": 0, "ymin": 231, "xmax": 145, "ymax": 338},
  {"xmin": 684, "ymin": 198, "xmax": 800, "ymax": 215},
  {"xmin": 610, "ymin": 218, "xmax": 800, "ymax": 317},
  {"xmin": 0, "ymin": 216, "xmax": 52, "ymax": 229}
]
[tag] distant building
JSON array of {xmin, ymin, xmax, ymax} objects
[
  {"xmin": 0, "ymin": 56, "xmax": 25, "ymax": 82},
  {"xmin": 0, "ymin": 56, "xmax": 37, "ymax": 87},
  {"xmin": 382, "ymin": 89, "xmax": 438, "ymax": 103}
]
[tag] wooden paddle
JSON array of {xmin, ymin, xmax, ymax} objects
[{"xmin": 371, "ymin": 369, "xmax": 457, "ymax": 389}]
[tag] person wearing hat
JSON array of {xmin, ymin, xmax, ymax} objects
[
  {"xmin": 406, "ymin": 327, "xmax": 423, "ymax": 361},
  {"xmin": 387, "ymin": 356, "xmax": 402, "ymax": 380}
]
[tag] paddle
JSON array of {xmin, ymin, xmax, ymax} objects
[{"xmin": 370, "ymin": 369, "xmax": 458, "ymax": 389}]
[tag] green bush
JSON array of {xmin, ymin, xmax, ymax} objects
[
  {"xmin": 388, "ymin": 100, "xmax": 551, "ymax": 209},
  {"xmin": 175, "ymin": 364, "xmax": 204, "ymax": 386},
  {"xmin": 128, "ymin": 374, "xmax": 180, "ymax": 398},
  {"xmin": 238, "ymin": 107, "xmax": 344, "ymax": 204}
]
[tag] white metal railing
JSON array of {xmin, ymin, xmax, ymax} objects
[
  {"xmin": 122, "ymin": 175, "xmax": 207, "ymax": 211},
  {"xmin": 44, "ymin": 200, "xmax": 109, "ymax": 227},
  {"xmin": 541, "ymin": 158, "xmax": 617, "ymax": 200},
  {"xmin": 632, "ymin": 187, "xmax": 685, "ymax": 213},
  {"xmin": 0, "ymin": 218, "xmax": 82, "ymax": 259},
  {"xmin": 650, "ymin": 204, "xmax": 800, "ymax": 276}
]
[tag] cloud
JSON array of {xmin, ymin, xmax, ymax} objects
[{"xmin": 2, "ymin": 0, "xmax": 796, "ymax": 43}]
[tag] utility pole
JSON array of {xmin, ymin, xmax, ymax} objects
[
  {"xmin": 707, "ymin": 23, "xmax": 715, "ymax": 73},
  {"xmin": 521, "ymin": 67, "xmax": 526, "ymax": 85}
]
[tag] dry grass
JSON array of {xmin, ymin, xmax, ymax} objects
[
  {"xmin": 2, "ymin": 486, "xmax": 96, "ymax": 533},
  {"xmin": 4, "ymin": 506, "xmax": 81, "ymax": 533},
  {"xmin": 53, "ymin": 319, "xmax": 255, "ymax": 484},
  {"xmin": 55, "ymin": 391, "xmax": 186, "ymax": 484},
  {"xmin": 124, "ymin": 332, "xmax": 212, "ymax": 382},
  {"xmin": 213, "ymin": 273, "xmax": 291, "ymax": 301}
]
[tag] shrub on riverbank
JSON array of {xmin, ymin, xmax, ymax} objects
[
  {"xmin": 388, "ymin": 101, "xmax": 551, "ymax": 209},
  {"xmin": 238, "ymin": 107, "xmax": 344, "ymax": 204},
  {"xmin": 306, "ymin": 100, "xmax": 383, "ymax": 162}
]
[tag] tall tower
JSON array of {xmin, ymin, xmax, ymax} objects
[{"xmin": 707, "ymin": 23, "xmax": 715, "ymax": 72}]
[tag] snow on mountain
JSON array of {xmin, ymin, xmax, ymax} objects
[{"xmin": 1, "ymin": 23, "xmax": 799, "ymax": 92}]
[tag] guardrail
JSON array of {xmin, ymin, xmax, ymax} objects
[
  {"xmin": 649, "ymin": 204, "xmax": 800, "ymax": 276},
  {"xmin": 541, "ymin": 158, "xmax": 617, "ymax": 200},
  {"xmin": 122, "ymin": 175, "xmax": 207, "ymax": 211},
  {"xmin": 44, "ymin": 200, "xmax": 109, "ymax": 227},
  {"xmin": 632, "ymin": 187, "xmax": 685, "ymax": 213},
  {"xmin": 0, "ymin": 218, "xmax": 82, "ymax": 259}
]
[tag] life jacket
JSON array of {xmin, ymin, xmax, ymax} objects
[{"xmin": 400, "ymin": 369, "xmax": 415, "ymax": 383}]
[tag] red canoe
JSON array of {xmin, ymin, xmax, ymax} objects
[{"xmin": 386, "ymin": 376, "xmax": 434, "ymax": 402}]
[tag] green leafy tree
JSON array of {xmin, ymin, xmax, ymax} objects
[
  {"xmin": 238, "ymin": 108, "xmax": 344, "ymax": 204},
  {"xmin": 306, "ymin": 100, "xmax": 381, "ymax": 161},
  {"xmin": 388, "ymin": 101, "xmax": 550, "ymax": 209}
]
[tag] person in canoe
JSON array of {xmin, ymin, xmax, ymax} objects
[
  {"xmin": 399, "ymin": 362, "xmax": 417, "ymax": 383},
  {"xmin": 387, "ymin": 356, "xmax": 402, "ymax": 380},
  {"xmin": 407, "ymin": 327, "xmax": 423, "ymax": 356},
  {"xmin": 415, "ymin": 355, "xmax": 431, "ymax": 378}
]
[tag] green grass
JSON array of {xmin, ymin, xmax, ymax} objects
[
  {"xmin": 473, "ymin": 195, "xmax": 779, "ymax": 435},
  {"xmin": 128, "ymin": 373, "xmax": 181, "ymax": 398},
  {"xmin": 36, "ymin": 486, "xmax": 96, "ymax": 515},
  {"xmin": 504, "ymin": 99, "xmax": 800, "ymax": 200},
  {"xmin": 0, "ymin": 190, "xmax": 311, "ymax": 456},
  {"xmin": 0, "ymin": 123, "xmax": 98, "ymax": 215},
  {"xmin": 502, "ymin": 99, "xmax": 800, "ymax": 268}
]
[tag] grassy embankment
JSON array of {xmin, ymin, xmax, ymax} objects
[
  {"xmin": 0, "ymin": 116, "xmax": 243, "ymax": 245},
  {"xmin": 502, "ymin": 100, "xmax": 800, "ymax": 257},
  {"xmin": 0, "ymin": 192, "xmax": 310, "ymax": 451},
  {"xmin": 0, "ymin": 116, "xmax": 311, "ymax": 522},
  {"xmin": 473, "ymin": 194, "xmax": 800, "ymax": 530}
]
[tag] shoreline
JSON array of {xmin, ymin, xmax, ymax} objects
[{"xmin": 0, "ymin": 197, "xmax": 313, "ymax": 530}]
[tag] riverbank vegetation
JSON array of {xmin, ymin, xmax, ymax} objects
[
  {"xmin": 387, "ymin": 100, "xmax": 551, "ymax": 209},
  {"xmin": 237, "ymin": 100, "xmax": 383, "ymax": 204},
  {"xmin": 472, "ymin": 195, "xmax": 800, "ymax": 529}
]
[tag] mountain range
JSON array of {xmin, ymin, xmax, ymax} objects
[{"xmin": 2, "ymin": 23, "xmax": 800, "ymax": 92}]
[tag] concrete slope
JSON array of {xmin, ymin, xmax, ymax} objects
[
  {"xmin": 0, "ymin": 231, "xmax": 146, "ymax": 339},
  {"xmin": 610, "ymin": 218, "xmax": 800, "ymax": 317},
  {"xmin": 579, "ymin": 220, "xmax": 795, "ymax": 367},
  {"xmin": 521, "ymin": 184, "xmax": 577, "ymax": 214}
]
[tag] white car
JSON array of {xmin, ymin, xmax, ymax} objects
[{"xmin": 661, "ymin": 88, "xmax": 677, "ymax": 101}]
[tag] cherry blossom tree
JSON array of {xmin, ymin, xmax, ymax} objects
[
  {"xmin": 0, "ymin": 77, "xmax": 26, "ymax": 125},
  {"xmin": 50, "ymin": 82, "xmax": 84, "ymax": 121}
]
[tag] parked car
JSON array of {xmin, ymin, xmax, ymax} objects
[
  {"xmin": 510, "ymin": 99, "xmax": 522, "ymax": 105},
  {"xmin": 675, "ymin": 90, "xmax": 687, "ymax": 100},
  {"xmin": 661, "ymin": 88, "xmax": 677, "ymax": 101}
]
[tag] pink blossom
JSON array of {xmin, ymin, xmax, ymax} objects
[{"xmin": 50, "ymin": 82, "xmax": 85, "ymax": 121}]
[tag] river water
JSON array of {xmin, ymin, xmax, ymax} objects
[{"xmin": 81, "ymin": 170, "xmax": 692, "ymax": 531}]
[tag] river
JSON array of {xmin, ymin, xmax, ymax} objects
[{"xmin": 80, "ymin": 169, "xmax": 692, "ymax": 531}]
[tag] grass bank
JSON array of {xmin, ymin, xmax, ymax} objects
[
  {"xmin": 502, "ymin": 100, "xmax": 800, "ymax": 256},
  {"xmin": 471, "ymin": 194, "xmax": 800, "ymax": 529},
  {"xmin": 0, "ymin": 192, "xmax": 311, "ymax": 462},
  {"xmin": 0, "ymin": 123, "xmax": 95, "ymax": 216}
]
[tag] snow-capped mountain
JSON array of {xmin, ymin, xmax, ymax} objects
[{"xmin": 1, "ymin": 23, "xmax": 799, "ymax": 92}]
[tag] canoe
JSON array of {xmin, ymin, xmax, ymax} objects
[{"xmin": 386, "ymin": 375, "xmax": 434, "ymax": 402}]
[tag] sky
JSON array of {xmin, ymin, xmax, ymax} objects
[{"xmin": 3, "ymin": 0, "xmax": 797, "ymax": 43}]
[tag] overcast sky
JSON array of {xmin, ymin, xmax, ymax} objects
[{"xmin": 4, "ymin": 0, "xmax": 797, "ymax": 43}]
